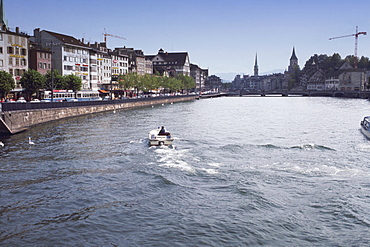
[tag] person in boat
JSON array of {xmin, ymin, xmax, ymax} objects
[
  {"xmin": 159, "ymin": 126, "xmax": 166, "ymax": 135},
  {"xmin": 158, "ymin": 126, "xmax": 170, "ymax": 136}
]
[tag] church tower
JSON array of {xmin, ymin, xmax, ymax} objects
[
  {"xmin": 288, "ymin": 47, "xmax": 298, "ymax": 73},
  {"xmin": 254, "ymin": 53, "xmax": 258, "ymax": 76}
]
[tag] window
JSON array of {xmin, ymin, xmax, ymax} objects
[
  {"xmin": 38, "ymin": 62, "xmax": 43, "ymax": 69},
  {"xmin": 8, "ymin": 35, "xmax": 12, "ymax": 44},
  {"xmin": 8, "ymin": 57, "xmax": 12, "ymax": 65},
  {"xmin": 43, "ymin": 63, "xmax": 46, "ymax": 69},
  {"xmin": 7, "ymin": 46, "xmax": 13, "ymax": 54},
  {"xmin": 0, "ymin": 33, "xmax": 2, "ymax": 41},
  {"xmin": 48, "ymin": 64, "xmax": 51, "ymax": 69},
  {"xmin": 15, "ymin": 58, "xmax": 19, "ymax": 66},
  {"xmin": 21, "ymin": 59, "xmax": 26, "ymax": 66},
  {"xmin": 9, "ymin": 69, "xmax": 13, "ymax": 75},
  {"xmin": 64, "ymin": 56, "xmax": 67, "ymax": 61},
  {"xmin": 0, "ymin": 47, "xmax": 2, "ymax": 53},
  {"xmin": 0, "ymin": 60, "xmax": 3, "ymax": 66}
]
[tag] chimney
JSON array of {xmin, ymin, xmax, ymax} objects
[{"xmin": 15, "ymin": 27, "xmax": 19, "ymax": 33}]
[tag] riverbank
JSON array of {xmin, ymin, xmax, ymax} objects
[{"xmin": 0, "ymin": 95, "xmax": 198, "ymax": 135}]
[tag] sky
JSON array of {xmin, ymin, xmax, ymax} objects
[{"xmin": 6, "ymin": 0, "xmax": 370, "ymax": 81}]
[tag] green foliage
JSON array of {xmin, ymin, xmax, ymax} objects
[
  {"xmin": 45, "ymin": 69, "xmax": 67, "ymax": 90},
  {"xmin": 64, "ymin": 74, "xmax": 82, "ymax": 92},
  {"xmin": 20, "ymin": 69, "xmax": 45, "ymax": 99},
  {"xmin": 303, "ymin": 53, "xmax": 370, "ymax": 72},
  {"xmin": 0, "ymin": 70, "xmax": 15, "ymax": 98},
  {"xmin": 176, "ymin": 74, "xmax": 196, "ymax": 90},
  {"xmin": 118, "ymin": 73, "xmax": 195, "ymax": 94}
]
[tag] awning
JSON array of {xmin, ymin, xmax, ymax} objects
[{"xmin": 99, "ymin": 90, "xmax": 109, "ymax": 93}]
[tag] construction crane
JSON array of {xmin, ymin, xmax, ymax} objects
[
  {"xmin": 329, "ymin": 26, "xmax": 367, "ymax": 68},
  {"xmin": 102, "ymin": 28, "xmax": 126, "ymax": 43}
]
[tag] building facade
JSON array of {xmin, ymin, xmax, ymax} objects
[
  {"xmin": 0, "ymin": 26, "xmax": 29, "ymax": 88},
  {"xmin": 190, "ymin": 63, "xmax": 208, "ymax": 91},
  {"xmin": 32, "ymin": 29, "xmax": 92, "ymax": 89},
  {"xmin": 147, "ymin": 49, "xmax": 190, "ymax": 76},
  {"xmin": 29, "ymin": 43, "xmax": 52, "ymax": 75}
]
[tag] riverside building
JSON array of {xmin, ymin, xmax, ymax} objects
[
  {"xmin": 0, "ymin": 26, "xmax": 29, "ymax": 89},
  {"xmin": 32, "ymin": 28, "xmax": 92, "ymax": 90}
]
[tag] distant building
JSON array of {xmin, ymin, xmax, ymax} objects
[
  {"xmin": 205, "ymin": 75, "xmax": 222, "ymax": 91},
  {"xmin": 146, "ymin": 48, "xmax": 190, "ymax": 76},
  {"xmin": 190, "ymin": 63, "xmax": 208, "ymax": 91},
  {"xmin": 114, "ymin": 47, "xmax": 146, "ymax": 75},
  {"xmin": 325, "ymin": 62, "xmax": 365, "ymax": 91}
]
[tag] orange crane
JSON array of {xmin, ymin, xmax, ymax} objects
[
  {"xmin": 102, "ymin": 28, "xmax": 126, "ymax": 43},
  {"xmin": 329, "ymin": 26, "xmax": 366, "ymax": 68}
]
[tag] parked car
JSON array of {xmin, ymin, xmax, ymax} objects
[
  {"xmin": 31, "ymin": 99, "xmax": 40, "ymax": 103},
  {"xmin": 16, "ymin": 97, "xmax": 26, "ymax": 103}
]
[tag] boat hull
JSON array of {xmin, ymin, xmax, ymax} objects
[
  {"xmin": 361, "ymin": 125, "xmax": 370, "ymax": 139},
  {"xmin": 149, "ymin": 139, "xmax": 174, "ymax": 146},
  {"xmin": 148, "ymin": 129, "xmax": 174, "ymax": 146}
]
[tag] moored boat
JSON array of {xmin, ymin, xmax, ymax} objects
[
  {"xmin": 148, "ymin": 126, "xmax": 174, "ymax": 146},
  {"xmin": 360, "ymin": 116, "xmax": 370, "ymax": 139}
]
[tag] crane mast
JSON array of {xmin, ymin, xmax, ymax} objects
[{"xmin": 329, "ymin": 26, "xmax": 366, "ymax": 68}]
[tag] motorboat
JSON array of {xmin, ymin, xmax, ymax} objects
[
  {"xmin": 360, "ymin": 116, "xmax": 370, "ymax": 139},
  {"xmin": 148, "ymin": 127, "xmax": 174, "ymax": 146}
]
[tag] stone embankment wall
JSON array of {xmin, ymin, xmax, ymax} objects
[{"xmin": 0, "ymin": 96, "xmax": 197, "ymax": 134}]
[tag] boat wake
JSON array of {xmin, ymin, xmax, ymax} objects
[
  {"xmin": 153, "ymin": 147, "xmax": 196, "ymax": 173},
  {"xmin": 256, "ymin": 143, "xmax": 336, "ymax": 151},
  {"xmin": 290, "ymin": 143, "xmax": 336, "ymax": 151}
]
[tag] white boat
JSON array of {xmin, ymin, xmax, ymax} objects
[
  {"xmin": 360, "ymin": 116, "xmax": 370, "ymax": 139},
  {"xmin": 148, "ymin": 127, "xmax": 174, "ymax": 146}
]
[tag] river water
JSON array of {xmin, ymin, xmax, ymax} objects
[{"xmin": 1, "ymin": 96, "xmax": 370, "ymax": 246}]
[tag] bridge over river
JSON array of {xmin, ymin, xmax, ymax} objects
[{"xmin": 201, "ymin": 90, "xmax": 370, "ymax": 99}]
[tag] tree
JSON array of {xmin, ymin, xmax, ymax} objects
[
  {"xmin": 176, "ymin": 74, "xmax": 196, "ymax": 91},
  {"xmin": 0, "ymin": 71, "xmax": 15, "ymax": 99},
  {"xmin": 45, "ymin": 69, "xmax": 66, "ymax": 90},
  {"xmin": 19, "ymin": 69, "xmax": 45, "ymax": 100},
  {"xmin": 64, "ymin": 74, "xmax": 82, "ymax": 93}
]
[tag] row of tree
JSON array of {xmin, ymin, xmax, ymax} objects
[
  {"xmin": 116, "ymin": 73, "xmax": 196, "ymax": 94},
  {"xmin": 302, "ymin": 53, "xmax": 370, "ymax": 73},
  {"xmin": 0, "ymin": 69, "xmax": 196, "ymax": 100}
]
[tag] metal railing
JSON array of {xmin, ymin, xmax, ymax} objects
[{"xmin": 0, "ymin": 95, "xmax": 197, "ymax": 112}]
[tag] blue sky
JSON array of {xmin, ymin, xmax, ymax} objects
[{"xmin": 7, "ymin": 0, "xmax": 370, "ymax": 81}]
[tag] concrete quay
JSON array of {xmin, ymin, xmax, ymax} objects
[{"xmin": 0, "ymin": 95, "xmax": 198, "ymax": 135}]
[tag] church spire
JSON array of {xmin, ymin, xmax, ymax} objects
[
  {"xmin": 0, "ymin": 0, "xmax": 8, "ymax": 29},
  {"xmin": 254, "ymin": 53, "xmax": 258, "ymax": 76},
  {"xmin": 288, "ymin": 47, "xmax": 299, "ymax": 73},
  {"xmin": 290, "ymin": 47, "xmax": 298, "ymax": 61}
]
